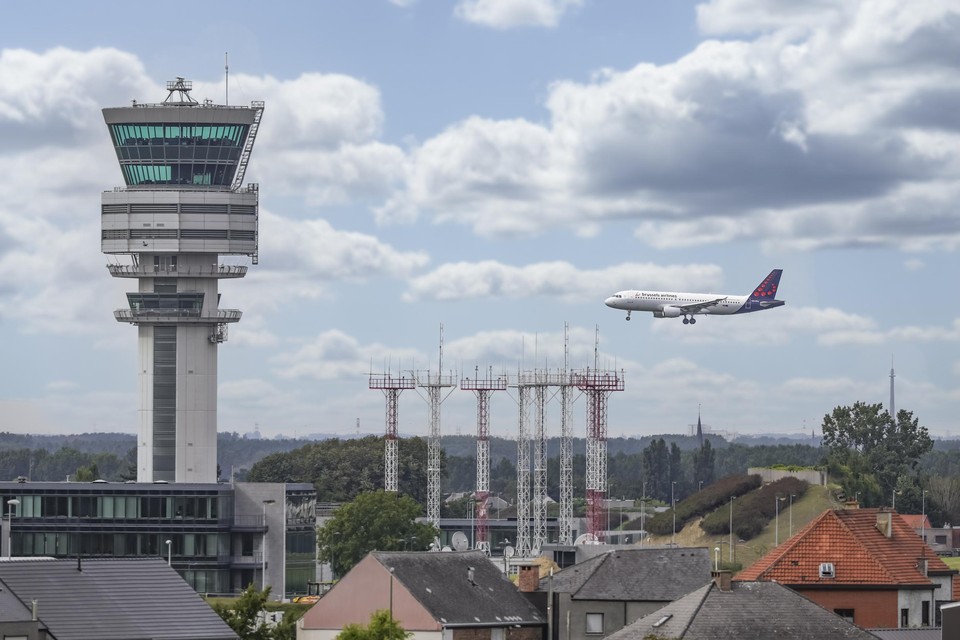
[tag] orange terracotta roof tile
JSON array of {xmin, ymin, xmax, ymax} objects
[{"xmin": 735, "ymin": 508, "xmax": 953, "ymax": 588}]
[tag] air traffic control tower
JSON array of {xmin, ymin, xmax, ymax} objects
[{"xmin": 101, "ymin": 78, "xmax": 263, "ymax": 483}]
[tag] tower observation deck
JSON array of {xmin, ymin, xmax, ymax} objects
[{"xmin": 101, "ymin": 78, "xmax": 264, "ymax": 483}]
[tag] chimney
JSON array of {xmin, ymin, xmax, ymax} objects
[
  {"xmin": 711, "ymin": 570, "xmax": 732, "ymax": 591},
  {"xmin": 918, "ymin": 558, "xmax": 928, "ymax": 577},
  {"xmin": 31, "ymin": 599, "xmax": 37, "ymax": 621},
  {"xmin": 876, "ymin": 511, "xmax": 892, "ymax": 538},
  {"xmin": 517, "ymin": 563, "xmax": 540, "ymax": 593}
]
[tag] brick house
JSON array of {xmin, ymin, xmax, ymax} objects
[
  {"xmin": 297, "ymin": 551, "xmax": 545, "ymax": 640},
  {"xmin": 736, "ymin": 508, "xmax": 958, "ymax": 629}
]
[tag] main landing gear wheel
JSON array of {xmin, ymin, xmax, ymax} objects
[
  {"xmin": 682, "ymin": 317, "xmax": 689, "ymax": 324},
  {"xmin": 625, "ymin": 312, "xmax": 631, "ymax": 321},
  {"xmin": 690, "ymin": 317, "xmax": 697, "ymax": 324}
]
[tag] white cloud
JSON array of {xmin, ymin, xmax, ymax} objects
[
  {"xmin": 380, "ymin": 1, "xmax": 960, "ymax": 250},
  {"xmin": 272, "ymin": 330, "xmax": 425, "ymax": 381},
  {"xmin": 454, "ymin": 0, "xmax": 583, "ymax": 29},
  {"xmin": 403, "ymin": 261, "xmax": 722, "ymax": 302}
]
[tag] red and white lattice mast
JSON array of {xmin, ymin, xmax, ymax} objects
[
  {"xmin": 369, "ymin": 369, "xmax": 415, "ymax": 492},
  {"xmin": 571, "ymin": 328, "xmax": 624, "ymax": 541},
  {"xmin": 416, "ymin": 325, "xmax": 456, "ymax": 527},
  {"xmin": 460, "ymin": 367, "xmax": 507, "ymax": 554}
]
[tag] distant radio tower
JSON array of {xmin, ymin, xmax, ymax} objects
[
  {"xmin": 369, "ymin": 368, "xmax": 415, "ymax": 492},
  {"xmin": 417, "ymin": 325, "xmax": 456, "ymax": 527},
  {"xmin": 889, "ymin": 357, "xmax": 896, "ymax": 418}
]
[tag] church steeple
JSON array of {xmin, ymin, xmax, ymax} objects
[{"xmin": 697, "ymin": 404, "xmax": 704, "ymax": 448}]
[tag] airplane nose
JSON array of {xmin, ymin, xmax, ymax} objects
[{"xmin": 604, "ymin": 296, "xmax": 617, "ymax": 308}]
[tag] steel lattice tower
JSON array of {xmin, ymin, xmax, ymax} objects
[
  {"xmin": 558, "ymin": 325, "xmax": 575, "ymax": 545},
  {"xmin": 369, "ymin": 372, "xmax": 415, "ymax": 492},
  {"xmin": 514, "ymin": 382, "xmax": 531, "ymax": 555},
  {"xmin": 460, "ymin": 367, "xmax": 506, "ymax": 554},
  {"xmin": 417, "ymin": 327, "xmax": 455, "ymax": 527},
  {"xmin": 572, "ymin": 365, "xmax": 624, "ymax": 541}
]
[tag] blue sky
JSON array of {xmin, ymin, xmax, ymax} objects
[{"xmin": 1, "ymin": 0, "xmax": 958, "ymax": 441}]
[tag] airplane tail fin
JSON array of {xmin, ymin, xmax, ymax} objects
[{"xmin": 748, "ymin": 269, "xmax": 783, "ymax": 300}]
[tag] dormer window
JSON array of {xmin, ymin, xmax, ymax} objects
[{"xmin": 819, "ymin": 562, "xmax": 835, "ymax": 578}]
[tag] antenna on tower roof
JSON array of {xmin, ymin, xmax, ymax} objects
[
  {"xmin": 163, "ymin": 78, "xmax": 198, "ymax": 106},
  {"xmin": 225, "ymin": 52, "xmax": 229, "ymax": 105}
]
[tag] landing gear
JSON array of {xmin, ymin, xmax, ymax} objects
[
  {"xmin": 682, "ymin": 316, "xmax": 697, "ymax": 325},
  {"xmin": 625, "ymin": 311, "xmax": 631, "ymax": 321},
  {"xmin": 690, "ymin": 317, "xmax": 696, "ymax": 325},
  {"xmin": 682, "ymin": 318, "xmax": 689, "ymax": 325}
]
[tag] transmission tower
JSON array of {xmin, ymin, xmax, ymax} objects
[
  {"xmin": 558, "ymin": 324, "xmax": 575, "ymax": 545},
  {"xmin": 416, "ymin": 325, "xmax": 456, "ymax": 527},
  {"xmin": 511, "ymin": 372, "xmax": 532, "ymax": 556},
  {"xmin": 461, "ymin": 367, "xmax": 507, "ymax": 554},
  {"xmin": 369, "ymin": 371, "xmax": 415, "ymax": 492},
  {"xmin": 571, "ymin": 328, "xmax": 624, "ymax": 541}
]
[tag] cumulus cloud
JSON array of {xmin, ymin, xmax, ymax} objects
[
  {"xmin": 403, "ymin": 262, "xmax": 722, "ymax": 302},
  {"xmin": 380, "ymin": 0, "xmax": 960, "ymax": 250},
  {"xmin": 272, "ymin": 330, "xmax": 425, "ymax": 381},
  {"xmin": 454, "ymin": 0, "xmax": 583, "ymax": 29}
]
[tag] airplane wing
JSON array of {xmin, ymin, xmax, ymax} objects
[{"xmin": 675, "ymin": 297, "xmax": 727, "ymax": 313}]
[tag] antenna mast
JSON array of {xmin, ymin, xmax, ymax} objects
[
  {"xmin": 225, "ymin": 52, "xmax": 229, "ymax": 105},
  {"xmin": 417, "ymin": 324, "xmax": 456, "ymax": 527}
]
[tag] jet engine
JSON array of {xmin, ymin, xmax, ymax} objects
[{"xmin": 654, "ymin": 307, "xmax": 683, "ymax": 318}]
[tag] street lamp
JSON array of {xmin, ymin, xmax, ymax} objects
[
  {"xmin": 502, "ymin": 538, "xmax": 511, "ymax": 574},
  {"xmin": 671, "ymin": 482, "xmax": 677, "ymax": 547},
  {"xmin": 789, "ymin": 494, "xmax": 796, "ymax": 538},
  {"xmin": 6, "ymin": 498, "xmax": 19, "ymax": 559},
  {"xmin": 714, "ymin": 546, "xmax": 720, "ymax": 571},
  {"xmin": 262, "ymin": 499, "xmax": 276, "ymax": 592},
  {"xmin": 165, "ymin": 539, "xmax": 172, "ymax": 566},
  {"xmin": 728, "ymin": 496, "xmax": 736, "ymax": 563},
  {"xmin": 922, "ymin": 490, "xmax": 928, "ymax": 543},
  {"xmin": 775, "ymin": 496, "xmax": 786, "ymax": 546}
]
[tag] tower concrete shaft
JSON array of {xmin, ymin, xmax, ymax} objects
[
  {"xmin": 573, "ymin": 368, "xmax": 624, "ymax": 540},
  {"xmin": 369, "ymin": 373, "xmax": 415, "ymax": 492},
  {"xmin": 102, "ymin": 78, "xmax": 262, "ymax": 483},
  {"xmin": 461, "ymin": 369, "xmax": 506, "ymax": 554}
]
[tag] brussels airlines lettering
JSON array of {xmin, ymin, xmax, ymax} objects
[{"xmin": 605, "ymin": 269, "xmax": 785, "ymax": 325}]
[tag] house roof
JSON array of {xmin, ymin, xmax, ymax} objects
[
  {"xmin": 605, "ymin": 580, "xmax": 881, "ymax": 640},
  {"xmin": 374, "ymin": 551, "xmax": 545, "ymax": 627},
  {"xmin": 539, "ymin": 547, "xmax": 712, "ymax": 602},
  {"xmin": 736, "ymin": 508, "xmax": 955, "ymax": 588},
  {"xmin": 900, "ymin": 514, "xmax": 933, "ymax": 531},
  {"xmin": 0, "ymin": 558, "xmax": 238, "ymax": 640}
]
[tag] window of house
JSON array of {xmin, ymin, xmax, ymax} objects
[
  {"xmin": 586, "ymin": 613, "xmax": 604, "ymax": 635},
  {"xmin": 922, "ymin": 601, "xmax": 930, "ymax": 627},
  {"xmin": 834, "ymin": 609, "xmax": 854, "ymax": 623},
  {"xmin": 901, "ymin": 608, "xmax": 909, "ymax": 627},
  {"xmin": 936, "ymin": 535, "xmax": 947, "ymax": 544}
]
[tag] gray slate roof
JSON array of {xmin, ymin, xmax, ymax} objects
[
  {"xmin": 374, "ymin": 551, "xmax": 545, "ymax": 627},
  {"xmin": 606, "ymin": 581, "xmax": 881, "ymax": 640},
  {"xmin": 541, "ymin": 547, "xmax": 712, "ymax": 602},
  {"xmin": 0, "ymin": 558, "xmax": 238, "ymax": 640}
]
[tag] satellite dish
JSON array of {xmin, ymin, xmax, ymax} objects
[
  {"xmin": 441, "ymin": 546, "xmax": 452, "ymax": 552},
  {"xmin": 574, "ymin": 533, "xmax": 600, "ymax": 546},
  {"xmin": 531, "ymin": 546, "xmax": 541, "ymax": 557},
  {"xmin": 451, "ymin": 531, "xmax": 469, "ymax": 552},
  {"xmin": 504, "ymin": 545, "xmax": 515, "ymax": 559}
]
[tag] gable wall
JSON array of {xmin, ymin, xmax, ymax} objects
[{"xmin": 798, "ymin": 588, "xmax": 897, "ymax": 628}]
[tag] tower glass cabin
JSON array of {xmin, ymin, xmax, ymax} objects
[{"xmin": 101, "ymin": 78, "xmax": 263, "ymax": 483}]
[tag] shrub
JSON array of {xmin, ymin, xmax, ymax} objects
[
  {"xmin": 700, "ymin": 477, "xmax": 808, "ymax": 538},
  {"xmin": 628, "ymin": 474, "xmax": 761, "ymax": 535}
]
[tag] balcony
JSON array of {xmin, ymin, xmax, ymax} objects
[
  {"xmin": 107, "ymin": 264, "xmax": 248, "ymax": 279},
  {"xmin": 114, "ymin": 309, "xmax": 242, "ymax": 324}
]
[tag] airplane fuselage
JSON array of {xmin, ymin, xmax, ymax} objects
[
  {"xmin": 606, "ymin": 269, "xmax": 785, "ymax": 323},
  {"xmin": 605, "ymin": 291, "xmax": 784, "ymax": 316}
]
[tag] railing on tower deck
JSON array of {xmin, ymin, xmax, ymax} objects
[
  {"xmin": 114, "ymin": 309, "xmax": 242, "ymax": 324},
  {"xmin": 107, "ymin": 264, "xmax": 248, "ymax": 278}
]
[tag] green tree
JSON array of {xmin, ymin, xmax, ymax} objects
[
  {"xmin": 691, "ymin": 440, "xmax": 716, "ymax": 489},
  {"xmin": 318, "ymin": 491, "xmax": 437, "ymax": 578},
  {"xmin": 73, "ymin": 463, "xmax": 100, "ymax": 482},
  {"xmin": 822, "ymin": 402, "xmax": 932, "ymax": 507},
  {"xmin": 212, "ymin": 584, "xmax": 275, "ymax": 640},
  {"xmin": 642, "ymin": 438, "xmax": 668, "ymax": 501},
  {"xmin": 337, "ymin": 610, "xmax": 411, "ymax": 640}
]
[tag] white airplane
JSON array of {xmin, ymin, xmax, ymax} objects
[{"xmin": 605, "ymin": 269, "xmax": 785, "ymax": 325}]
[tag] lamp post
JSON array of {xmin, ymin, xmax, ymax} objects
[
  {"xmin": 892, "ymin": 489, "xmax": 901, "ymax": 511},
  {"xmin": 502, "ymin": 538, "xmax": 511, "ymax": 574},
  {"xmin": 165, "ymin": 539, "xmax": 172, "ymax": 566},
  {"xmin": 789, "ymin": 494, "xmax": 796, "ymax": 538},
  {"xmin": 775, "ymin": 496, "xmax": 785, "ymax": 546},
  {"xmin": 6, "ymin": 498, "xmax": 19, "ymax": 559},
  {"xmin": 714, "ymin": 546, "xmax": 720, "ymax": 571},
  {"xmin": 262, "ymin": 499, "xmax": 276, "ymax": 592},
  {"xmin": 640, "ymin": 482, "xmax": 646, "ymax": 547},
  {"xmin": 922, "ymin": 490, "xmax": 927, "ymax": 543},
  {"xmin": 389, "ymin": 566, "xmax": 395, "ymax": 622},
  {"xmin": 671, "ymin": 481, "xmax": 677, "ymax": 547},
  {"xmin": 728, "ymin": 496, "xmax": 735, "ymax": 563}
]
